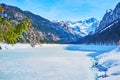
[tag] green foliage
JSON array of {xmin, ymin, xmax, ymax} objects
[
  {"xmin": 4, "ymin": 27, "xmax": 17, "ymax": 44},
  {"xmin": 0, "ymin": 16, "xmax": 31, "ymax": 44},
  {"xmin": 0, "ymin": 34, "xmax": 3, "ymax": 42},
  {"xmin": 0, "ymin": 6, "xmax": 4, "ymax": 13},
  {"xmin": 15, "ymin": 19, "xmax": 31, "ymax": 39}
]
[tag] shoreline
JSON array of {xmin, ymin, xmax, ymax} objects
[{"xmin": 0, "ymin": 43, "xmax": 117, "ymax": 50}]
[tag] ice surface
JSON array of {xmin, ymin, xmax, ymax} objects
[
  {"xmin": 0, "ymin": 44, "xmax": 95, "ymax": 80},
  {"xmin": 0, "ymin": 44, "xmax": 119, "ymax": 80}
]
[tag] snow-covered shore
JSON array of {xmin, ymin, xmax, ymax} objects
[
  {"xmin": 93, "ymin": 46, "xmax": 120, "ymax": 80},
  {"xmin": 0, "ymin": 43, "xmax": 67, "ymax": 50},
  {"xmin": 65, "ymin": 44, "xmax": 120, "ymax": 80},
  {"xmin": 0, "ymin": 43, "xmax": 32, "ymax": 50}
]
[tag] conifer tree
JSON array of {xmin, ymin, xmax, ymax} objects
[
  {"xmin": 0, "ymin": 6, "xmax": 4, "ymax": 13},
  {"xmin": 0, "ymin": 6, "xmax": 31, "ymax": 44}
]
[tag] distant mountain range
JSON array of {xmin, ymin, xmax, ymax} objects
[
  {"xmin": 1, "ymin": 2, "xmax": 120, "ymax": 45},
  {"xmin": 52, "ymin": 18, "xmax": 99, "ymax": 37},
  {"xmin": 74, "ymin": 2, "xmax": 120, "ymax": 44},
  {"xmin": 0, "ymin": 3, "xmax": 99, "ymax": 44}
]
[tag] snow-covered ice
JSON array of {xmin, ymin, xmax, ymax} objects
[
  {"xmin": 0, "ymin": 44, "xmax": 96, "ymax": 80},
  {"xmin": 0, "ymin": 44, "xmax": 119, "ymax": 80}
]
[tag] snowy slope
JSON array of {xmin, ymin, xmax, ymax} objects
[
  {"xmin": 98, "ymin": 20, "xmax": 119, "ymax": 33},
  {"xmin": 52, "ymin": 18, "xmax": 99, "ymax": 37},
  {"xmin": 69, "ymin": 18, "xmax": 99, "ymax": 36},
  {"xmin": 93, "ymin": 46, "xmax": 120, "ymax": 80}
]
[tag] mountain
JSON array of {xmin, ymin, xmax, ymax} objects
[
  {"xmin": 83, "ymin": 20, "xmax": 120, "ymax": 44},
  {"xmin": 96, "ymin": 2, "xmax": 120, "ymax": 33},
  {"xmin": 76, "ymin": 2, "xmax": 120, "ymax": 44},
  {"xmin": 0, "ymin": 3, "xmax": 99, "ymax": 44},
  {"xmin": 0, "ymin": 3, "xmax": 64, "ymax": 44},
  {"xmin": 0, "ymin": 3, "xmax": 72, "ymax": 44},
  {"xmin": 52, "ymin": 18, "xmax": 99, "ymax": 38}
]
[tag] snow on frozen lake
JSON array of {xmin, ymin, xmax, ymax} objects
[{"xmin": 0, "ymin": 44, "xmax": 117, "ymax": 80}]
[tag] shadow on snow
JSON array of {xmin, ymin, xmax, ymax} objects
[{"xmin": 65, "ymin": 45, "xmax": 117, "ymax": 58}]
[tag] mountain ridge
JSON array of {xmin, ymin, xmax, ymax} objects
[
  {"xmin": 96, "ymin": 2, "xmax": 120, "ymax": 33},
  {"xmin": 52, "ymin": 17, "xmax": 99, "ymax": 37},
  {"xmin": 0, "ymin": 3, "xmax": 99, "ymax": 44},
  {"xmin": 74, "ymin": 2, "xmax": 120, "ymax": 44}
]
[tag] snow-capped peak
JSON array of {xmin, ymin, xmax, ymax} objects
[{"xmin": 52, "ymin": 18, "xmax": 99, "ymax": 37}]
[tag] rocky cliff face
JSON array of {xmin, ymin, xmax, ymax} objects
[{"xmin": 96, "ymin": 2, "xmax": 120, "ymax": 32}]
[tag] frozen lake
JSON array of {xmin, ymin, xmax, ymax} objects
[{"xmin": 0, "ymin": 44, "xmax": 116, "ymax": 80}]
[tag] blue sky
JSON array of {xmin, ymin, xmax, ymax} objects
[{"xmin": 0, "ymin": 0, "xmax": 119, "ymax": 21}]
